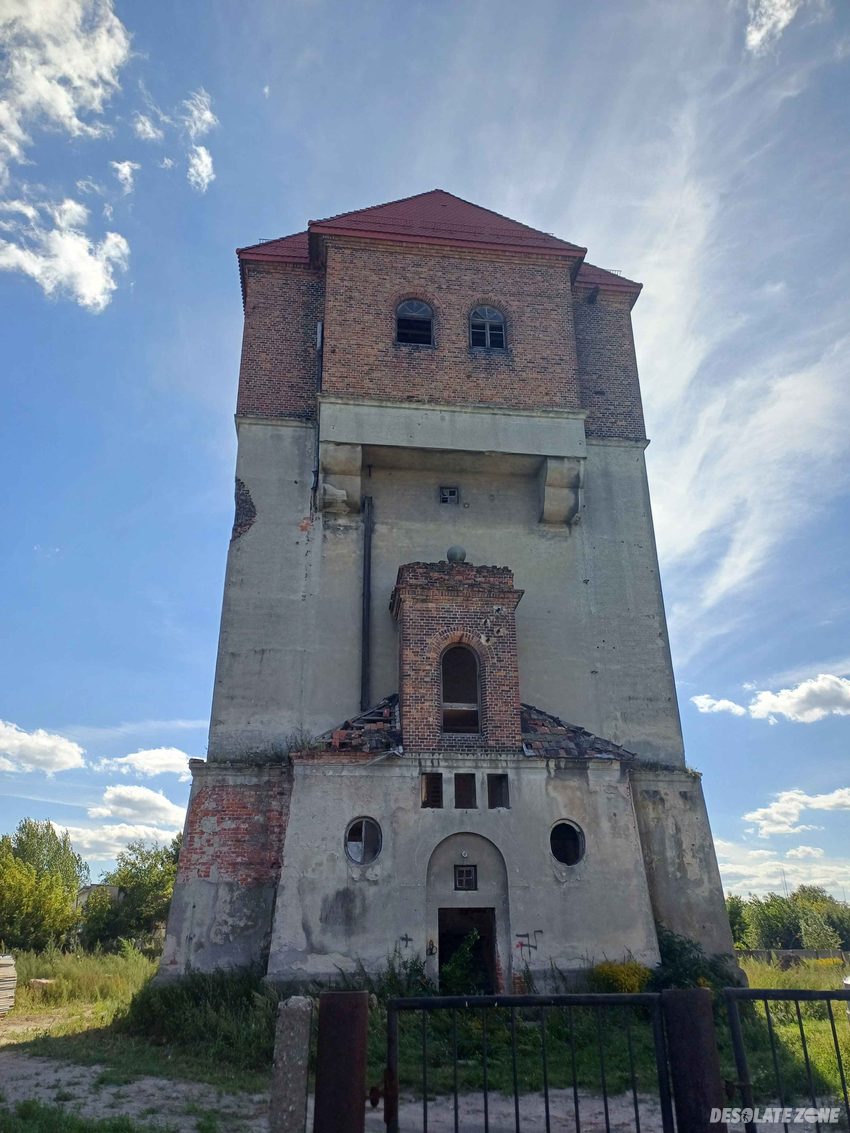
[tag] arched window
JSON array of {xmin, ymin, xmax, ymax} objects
[
  {"xmin": 345, "ymin": 817, "xmax": 382, "ymax": 864},
  {"xmin": 550, "ymin": 821, "xmax": 584, "ymax": 866},
  {"xmin": 470, "ymin": 305, "xmax": 505, "ymax": 350},
  {"xmin": 396, "ymin": 300, "xmax": 433, "ymax": 345},
  {"xmin": 441, "ymin": 645, "xmax": 480, "ymax": 733}
]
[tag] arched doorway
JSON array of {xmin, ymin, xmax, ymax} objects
[{"xmin": 425, "ymin": 833, "xmax": 511, "ymax": 992}]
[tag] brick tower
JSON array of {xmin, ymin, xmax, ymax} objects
[{"xmin": 160, "ymin": 191, "xmax": 733, "ymax": 985}]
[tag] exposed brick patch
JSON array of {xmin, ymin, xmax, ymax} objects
[
  {"xmin": 230, "ymin": 477, "xmax": 257, "ymax": 541},
  {"xmin": 572, "ymin": 288, "xmax": 646, "ymax": 440},
  {"xmin": 237, "ymin": 262, "xmax": 325, "ymax": 420},
  {"xmin": 390, "ymin": 561, "xmax": 524, "ymax": 751},
  {"xmin": 177, "ymin": 762, "xmax": 291, "ymax": 887}
]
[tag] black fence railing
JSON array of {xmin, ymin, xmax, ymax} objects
[
  {"xmin": 724, "ymin": 988, "xmax": 850, "ymax": 1133},
  {"xmin": 383, "ymin": 993, "xmax": 675, "ymax": 1133}
]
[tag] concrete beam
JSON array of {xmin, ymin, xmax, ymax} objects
[
  {"xmin": 538, "ymin": 455, "xmax": 585, "ymax": 524},
  {"xmin": 320, "ymin": 440, "xmax": 361, "ymax": 513}
]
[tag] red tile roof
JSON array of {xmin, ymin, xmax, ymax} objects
[
  {"xmin": 575, "ymin": 261, "xmax": 641, "ymax": 295},
  {"xmin": 237, "ymin": 229, "xmax": 309, "ymax": 262}
]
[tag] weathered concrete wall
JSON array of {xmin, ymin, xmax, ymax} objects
[
  {"xmin": 630, "ymin": 769, "xmax": 735, "ymax": 960},
  {"xmin": 159, "ymin": 759, "xmax": 291, "ymax": 977},
  {"xmin": 265, "ymin": 754, "xmax": 660, "ymax": 985}
]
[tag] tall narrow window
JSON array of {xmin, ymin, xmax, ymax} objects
[
  {"xmin": 454, "ymin": 773, "xmax": 477, "ymax": 809},
  {"xmin": 470, "ymin": 306, "xmax": 506, "ymax": 350},
  {"xmin": 421, "ymin": 772, "xmax": 444, "ymax": 808},
  {"xmin": 487, "ymin": 773, "xmax": 510, "ymax": 809},
  {"xmin": 442, "ymin": 646, "xmax": 480, "ymax": 733},
  {"xmin": 396, "ymin": 300, "xmax": 433, "ymax": 345}
]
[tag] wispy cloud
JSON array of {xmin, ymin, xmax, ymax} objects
[
  {"xmin": 743, "ymin": 786, "xmax": 850, "ymax": 837},
  {"xmin": 0, "ymin": 0, "xmax": 130, "ymax": 186},
  {"xmin": 0, "ymin": 196, "xmax": 129, "ymax": 311},
  {"xmin": 0, "ymin": 719, "xmax": 85, "ymax": 774},
  {"xmin": 110, "ymin": 160, "xmax": 140, "ymax": 195},
  {"xmin": 187, "ymin": 145, "xmax": 215, "ymax": 192},
  {"xmin": 181, "ymin": 88, "xmax": 218, "ymax": 140},
  {"xmin": 716, "ymin": 837, "xmax": 850, "ymax": 896},
  {"xmin": 133, "ymin": 113, "xmax": 164, "ymax": 142},
  {"xmin": 744, "ymin": 0, "xmax": 820, "ymax": 55},
  {"xmin": 62, "ymin": 718, "xmax": 206, "ymax": 743},
  {"xmin": 95, "ymin": 747, "xmax": 192, "ymax": 781}
]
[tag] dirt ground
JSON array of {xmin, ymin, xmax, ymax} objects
[{"xmin": 0, "ymin": 1048, "xmax": 675, "ymax": 1132}]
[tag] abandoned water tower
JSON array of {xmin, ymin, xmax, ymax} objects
[{"xmin": 160, "ymin": 190, "xmax": 734, "ymax": 989}]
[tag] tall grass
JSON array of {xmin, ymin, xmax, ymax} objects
[
  {"xmin": 0, "ymin": 1099, "xmax": 169, "ymax": 1133},
  {"xmin": 9, "ymin": 944, "xmax": 156, "ymax": 1013}
]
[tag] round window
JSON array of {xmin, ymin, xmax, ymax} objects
[
  {"xmin": 550, "ymin": 821, "xmax": 584, "ymax": 866},
  {"xmin": 345, "ymin": 817, "xmax": 382, "ymax": 864}
]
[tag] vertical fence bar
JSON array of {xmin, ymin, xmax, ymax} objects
[
  {"xmin": 540, "ymin": 1006, "xmax": 551, "ymax": 1133},
  {"xmin": 385, "ymin": 1004, "xmax": 399, "ymax": 1133},
  {"xmin": 422, "ymin": 1008, "xmax": 428, "ymax": 1133},
  {"xmin": 313, "ymin": 991, "xmax": 369, "ymax": 1133},
  {"xmin": 452, "ymin": 1009, "xmax": 459, "ymax": 1133},
  {"xmin": 795, "ymin": 999, "xmax": 820, "ymax": 1131},
  {"xmin": 826, "ymin": 1001, "xmax": 850, "ymax": 1129},
  {"xmin": 724, "ymin": 992, "xmax": 757, "ymax": 1133},
  {"xmin": 764, "ymin": 999, "xmax": 789, "ymax": 1133},
  {"xmin": 482, "ymin": 1006, "xmax": 490, "ymax": 1133},
  {"xmin": 626, "ymin": 1014, "xmax": 641, "ymax": 1133},
  {"xmin": 651, "ymin": 998, "xmax": 675, "ymax": 1133},
  {"xmin": 569, "ymin": 1006, "xmax": 581, "ymax": 1133},
  {"xmin": 510, "ymin": 1005, "xmax": 521, "ymax": 1133},
  {"xmin": 596, "ymin": 1005, "xmax": 611, "ymax": 1133}
]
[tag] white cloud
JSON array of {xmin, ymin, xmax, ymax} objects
[
  {"xmin": 786, "ymin": 845, "xmax": 825, "ymax": 859},
  {"xmin": 0, "ymin": 197, "xmax": 129, "ymax": 311},
  {"xmin": 75, "ymin": 177, "xmax": 103, "ymax": 195},
  {"xmin": 133, "ymin": 113, "xmax": 163, "ymax": 142},
  {"xmin": 110, "ymin": 159, "xmax": 140, "ymax": 194},
  {"xmin": 181, "ymin": 88, "xmax": 218, "ymax": 140},
  {"xmin": 0, "ymin": 0, "xmax": 131, "ymax": 185},
  {"xmin": 716, "ymin": 837, "xmax": 850, "ymax": 897},
  {"xmin": 691, "ymin": 694, "xmax": 747, "ymax": 716},
  {"xmin": 0, "ymin": 719, "xmax": 85, "ymax": 774},
  {"xmin": 96, "ymin": 747, "xmax": 192, "ymax": 781},
  {"xmin": 749, "ymin": 674, "xmax": 850, "ymax": 723},
  {"xmin": 743, "ymin": 786, "xmax": 850, "ymax": 837},
  {"xmin": 159, "ymin": 157, "xmax": 174, "ymax": 169},
  {"xmin": 64, "ymin": 718, "xmax": 206, "ymax": 743},
  {"xmin": 54, "ymin": 822, "xmax": 180, "ymax": 860},
  {"xmin": 263, "ymin": 85, "xmax": 270, "ymax": 98},
  {"xmin": 692, "ymin": 674, "xmax": 850, "ymax": 725},
  {"xmin": 88, "ymin": 784, "xmax": 186, "ymax": 827},
  {"xmin": 744, "ymin": 0, "xmax": 811, "ymax": 55},
  {"xmin": 187, "ymin": 145, "xmax": 214, "ymax": 192}
]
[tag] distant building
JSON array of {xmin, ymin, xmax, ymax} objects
[{"xmin": 160, "ymin": 191, "xmax": 733, "ymax": 987}]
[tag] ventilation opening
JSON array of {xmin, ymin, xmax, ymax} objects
[
  {"xmin": 550, "ymin": 821, "xmax": 584, "ymax": 865},
  {"xmin": 487, "ymin": 773, "xmax": 510, "ymax": 809},
  {"xmin": 454, "ymin": 864, "xmax": 478, "ymax": 891},
  {"xmin": 440, "ymin": 486, "xmax": 459, "ymax": 505},
  {"xmin": 421, "ymin": 772, "xmax": 444, "ymax": 808},
  {"xmin": 442, "ymin": 645, "xmax": 480, "ymax": 733},
  {"xmin": 454, "ymin": 773, "xmax": 477, "ymax": 809}
]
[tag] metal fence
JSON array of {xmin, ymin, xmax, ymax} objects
[
  {"xmin": 724, "ymin": 988, "xmax": 850, "ymax": 1133},
  {"xmin": 383, "ymin": 993, "xmax": 675, "ymax": 1133}
]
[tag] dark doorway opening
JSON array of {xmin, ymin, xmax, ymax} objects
[{"xmin": 438, "ymin": 907, "xmax": 497, "ymax": 993}]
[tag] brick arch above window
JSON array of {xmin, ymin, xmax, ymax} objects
[
  {"xmin": 391, "ymin": 290, "xmax": 441, "ymax": 346},
  {"xmin": 426, "ymin": 629, "xmax": 498, "ymax": 667},
  {"xmin": 465, "ymin": 297, "xmax": 515, "ymax": 348}
]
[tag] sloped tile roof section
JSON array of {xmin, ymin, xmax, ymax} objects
[
  {"xmin": 237, "ymin": 229, "xmax": 309, "ymax": 262},
  {"xmin": 300, "ymin": 693, "xmax": 635, "ymax": 760},
  {"xmin": 520, "ymin": 703, "xmax": 637, "ymax": 760},
  {"xmin": 574, "ymin": 261, "xmax": 642, "ymax": 297},
  {"xmin": 308, "ymin": 189, "xmax": 586, "ymax": 256}
]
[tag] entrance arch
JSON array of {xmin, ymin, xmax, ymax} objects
[{"xmin": 425, "ymin": 833, "xmax": 511, "ymax": 992}]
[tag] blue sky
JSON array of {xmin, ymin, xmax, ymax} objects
[{"xmin": 1, "ymin": 0, "xmax": 848, "ymax": 896}]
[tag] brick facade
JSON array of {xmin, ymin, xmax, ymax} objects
[
  {"xmin": 237, "ymin": 262, "xmax": 325, "ymax": 420},
  {"xmin": 320, "ymin": 239, "xmax": 581, "ymax": 413},
  {"xmin": 176, "ymin": 761, "xmax": 291, "ymax": 887},
  {"xmin": 390, "ymin": 561, "xmax": 524, "ymax": 751},
  {"xmin": 571, "ymin": 287, "xmax": 646, "ymax": 440}
]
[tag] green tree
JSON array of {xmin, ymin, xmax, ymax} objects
[
  {"xmin": 6, "ymin": 818, "xmax": 89, "ymax": 895},
  {"xmin": 0, "ymin": 842, "xmax": 78, "ymax": 950},
  {"xmin": 798, "ymin": 906, "xmax": 841, "ymax": 949},
  {"xmin": 743, "ymin": 892, "xmax": 801, "ymax": 949},
  {"xmin": 80, "ymin": 835, "xmax": 181, "ymax": 950},
  {"xmin": 726, "ymin": 894, "xmax": 748, "ymax": 947}
]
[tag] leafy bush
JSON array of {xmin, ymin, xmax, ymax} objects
[
  {"xmin": 588, "ymin": 959, "xmax": 653, "ymax": 994},
  {"xmin": 649, "ymin": 927, "xmax": 732, "ymax": 994},
  {"xmin": 80, "ymin": 837, "xmax": 180, "ymax": 951},
  {"xmin": 439, "ymin": 929, "xmax": 485, "ymax": 996},
  {"xmin": 727, "ymin": 885, "xmax": 850, "ymax": 950}
]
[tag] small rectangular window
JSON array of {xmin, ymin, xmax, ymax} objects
[
  {"xmin": 487, "ymin": 773, "xmax": 510, "ymax": 809},
  {"xmin": 470, "ymin": 322, "xmax": 487, "ymax": 348},
  {"xmin": 440, "ymin": 486, "xmax": 459, "ymax": 506},
  {"xmin": 488, "ymin": 325, "xmax": 505, "ymax": 349},
  {"xmin": 454, "ymin": 865, "xmax": 478, "ymax": 891},
  {"xmin": 421, "ymin": 772, "xmax": 443, "ymax": 808},
  {"xmin": 454, "ymin": 773, "xmax": 477, "ymax": 809}
]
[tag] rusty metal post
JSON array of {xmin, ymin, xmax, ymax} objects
[
  {"xmin": 313, "ymin": 990, "xmax": 369, "ymax": 1133},
  {"xmin": 662, "ymin": 988, "xmax": 727, "ymax": 1133}
]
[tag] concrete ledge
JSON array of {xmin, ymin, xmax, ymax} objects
[{"xmin": 318, "ymin": 395, "xmax": 587, "ymax": 458}]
